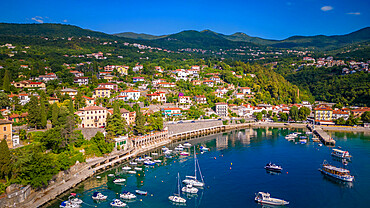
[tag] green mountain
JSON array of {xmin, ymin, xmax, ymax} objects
[{"xmin": 114, "ymin": 32, "xmax": 165, "ymax": 40}]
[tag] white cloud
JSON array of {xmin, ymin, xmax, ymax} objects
[
  {"xmin": 321, "ymin": 6, "xmax": 333, "ymax": 12},
  {"xmin": 347, "ymin": 12, "xmax": 361, "ymax": 15},
  {"xmin": 63, "ymin": 19, "xmax": 68, "ymax": 23},
  {"xmin": 31, "ymin": 17, "xmax": 43, "ymax": 23}
]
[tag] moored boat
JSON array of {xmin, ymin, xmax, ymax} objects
[
  {"xmin": 134, "ymin": 167, "xmax": 143, "ymax": 171},
  {"xmin": 110, "ymin": 199, "xmax": 127, "ymax": 207},
  {"xmin": 180, "ymin": 152, "xmax": 190, "ymax": 156},
  {"xmin": 120, "ymin": 191, "xmax": 137, "ymax": 200},
  {"xmin": 200, "ymin": 146, "xmax": 209, "ymax": 151},
  {"xmin": 181, "ymin": 184, "xmax": 198, "ymax": 194},
  {"xmin": 255, "ymin": 192, "xmax": 289, "ymax": 206},
  {"xmin": 169, "ymin": 173, "xmax": 187, "ymax": 204},
  {"xmin": 183, "ymin": 142, "xmax": 192, "ymax": 147},
  {"xmin": 318, "ymin": 160, "xmax": 354, "ymax": 182},
  {"xmin": 113, "ymin": 178, "xmax": 126, "ymax": 184},
  {"xmin": 154, "ymin": 159, "xmax": 162, "ymax": 163},
  {"xmin": 129, "ymin": 161, "xmax": 137, "ymax": 165},
  {"xmin": 135, "ymin": 190, "xmax": 148, "ymax": 195},
  {"xmin": 127, "ymin": 170, "xmax": 136, "ymax": 174},
  {"xmin": 331, "ymin": 149, "xmax": 351, "ymax": 159},
  {"xmin": 264, "ymin": 162, "xmax": 282, "ymax": 172},
  {"xmin": 183, "ymin": 147, "xmax": 205, "ymax": 187},
  {"xmin": 92, "ymin": 192, "xmax": 107, "ymax": 200},
  {"xmin": 144, "ymin": 160, "xmax": 155, "ymax": 165},
  {"xmin": 122, "ymin": 166, "xmax": 131, "ymax": 170}
]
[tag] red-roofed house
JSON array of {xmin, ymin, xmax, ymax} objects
[
  {"xmin": 147, "ymin": 91, "xmax": 166, "ymax": 103},
  {"xmin": 75, "ymin": 106, "xmax": 108, "ymax": 128},
  {"xmin": 98, "ymin": 83, "xmax": 118, "ymax": 91},
  {"xmin": 120, "ymin": 89, "xmax": 141, "ymax": 101},
  {"xmin": 179, "ymin": 96, "xmax": 192, "ymax": 104}
]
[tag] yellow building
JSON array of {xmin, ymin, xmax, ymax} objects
[
  {"xmin": 0, "ymin": 119, "xmax": 13, "ymax": 148},
  {"xmin": 314, "ymin": 107, "xmax": 333, "ymax": 121},
  {"xmin": 117, "ymin": 66, "xmax": 128, "ymax": 75},
  {"xmin": 75, "ymin": 106, "xmax": 107, "ymax": 128},
  {"xmin": 93, "ymin": 87, "xmax": 111, "ymax": 98}
]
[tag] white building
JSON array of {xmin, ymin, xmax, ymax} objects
[
  {"xmin": 119, "ymin": 89, "xmax": 141, "ymax": 101},
  {"xmin": 215, "ymin": 102, "xmax": 228, "ymax": 117}
]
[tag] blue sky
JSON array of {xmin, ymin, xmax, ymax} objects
[{"xmin": 0, "ymin": 0, "xmax": 368, "ymax": 40}]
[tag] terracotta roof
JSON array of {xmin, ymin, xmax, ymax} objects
[
  {"xmin": 314, "ymin": 107, "xmax": 333, "ymax": 111},
  {"xmin": 79, "ymin": 106, "xmax": 107, "ymax": 111},
  {"xmin": 94, "ymin": 87, "xmax": 110, "ymax": 90},
  {"xmin": 163, "ymin": 108, "xmax": 182, "ymax": 111},
  {"xmin": 0, "ymin": 119, "xmax": 12, "ymax": 124},
  {"xmin": 215, "ymin": 102, "xmax": 228, "ymax": 105},
  {"xmin": 82, "ymin": 96, "xmax": 94, "ymax": 100}
]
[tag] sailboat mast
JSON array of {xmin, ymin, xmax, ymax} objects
[
  {"xmin": 177, "ymin": 172, "xmax": 180, "ymax": 196},
  {"xmin": 194, "ymin": 146, "xmax": 197, "ymax": 180}
]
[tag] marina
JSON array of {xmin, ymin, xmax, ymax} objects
[{"xmin": 45, "ymin": 128, "xmax": 370, "ymax": 208}]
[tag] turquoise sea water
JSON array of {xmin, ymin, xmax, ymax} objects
[{"xmin": 47, "ymin": 128, "xmax": 370, "ymax": 208}]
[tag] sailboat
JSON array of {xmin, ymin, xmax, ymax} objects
[
  {"xmin": 183, "ymin": 147, "xmax": 205, "ymax": 187},
  {"xmin": 169, "ymin": 172, "xmax": 187, "ymax": 204}
]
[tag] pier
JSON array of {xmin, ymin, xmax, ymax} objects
[{"xmin": 307, "ymin": 124, "xmax": 336, "ymax": 146}]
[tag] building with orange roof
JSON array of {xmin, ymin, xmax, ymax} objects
[
  {"xmin": 314, "ymin": 107, "xmax": 333, "ymax": 121},
  {"xmin": 93, "ymin": 87, "xmax": 111, "ymax": 98},
  {"xmin": 119, "ymin": 89, "xmax": 141, "ymax": 101},
  {"xmin": 0, "ymin": 119, "xmax": 13, "ymax": 148},
  {"xmin": 147, "ymin": 91, "xmax": 166, "ymax": 103},
  {"xmin": 75, "ymin": 106, "xmax": 108, "ymax": 128}
]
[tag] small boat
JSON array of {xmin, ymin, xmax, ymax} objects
[
  {"xmin": 110, "ymin": 199, "xmax": 127, "ymax": 207},
  {"xmin": 183, "ymin": 147, "xmax": 205, "ymax": 187},
  {"xmin": 92, "ymin": 192, "xmax": 107, "ymax": 200},
  {"xmin": 113, "ymin": 178, "xmax": 126, "ymax": 184},
  {"xmin": 180, "ymin": 152, "xmax": 190, "ymax": 156},
  {"xmin": 68, "ymin": 194, "xmax": 83, "ymax": 205},
  {"xmin": 122, "ymin": 166, "xmax": 131, "ymax": 170},
  {"xmin": 175, "ymin": 147, "xmax": 184, "ymax": 151},
  {"xmin": 255, "ymin": 192, "xmax": 289, "ymax": 206},
  {"xmin": 135, "ymin": 157, "xmax": 145, "ymax": 162},
  {"xmin": 129, "ymin": 161, "xmax": 137, "ymax": 165},
  {"xmin": 154, "ymin": 160, "xmax": 162, "ymax": 163},
  {"xmin": 306, "ymin": 131, "xmax": 313, "ymax": 135},
  {"xmin": 135, "ymin": 190, "xmax": 148, "ymax": 195},
  {"xmin": 200, "ymin": 146, "xmax": 209, "ymax": 151},
  {"xmin": 162, "ymin": 146, "xmax": 169, "ymax": 151},
  {"xmin": 177, "ymin": 144, "xmax": 184, "ymax": 148},
  {"xmin": 164, "ymin": 150, "xmax": 173, "ymax": 154},
  {"xmin": 152, "ymin": 152, "xmax": 158, "ymax": 156},
  {"xmin": 318, "ymin": 144, "xmax": 323, "ymax": 146},
  {"xmin": 144, "ymin": 160, "xmax": 155, "ymax": 165},
  {"xmin": 331, "ymin": 149, "xmax": 351, "ymax": 159},
  {"xmin": 127, "ymin": 170, "xmax": 136, "ymax": 174},
  {"xmin": 120, "ymin": 191, "xmax": 137, "ymax": 200},
  {"xmin": 144, "ymin": 156, "xmax": 152, "ymax": 160},
  {"xmin": 60, "ymin": 201, "xmax": 79, "ymax": 208},
  {"xmin": 264, "ymin": 162, "xmax": 282, "ymax": 172},
  {"xmin": 96, "ymin": 176, "xmax": 101, "ymax": 179},
  {"xmin": 182, "ymin": 184, "xmax": 198, "ymax": 194},
  {"xmin": 134, "ymin": 167, "xmax": 143, "ymax": 171},
  {"xmin": 108, "ymin": 174, "xmax": 115, "ymax": 177},
  {"xmin": 318, "ymin": 160, "xmax": 354, "ymax": 182},
  {"xmin": 300, "ymin": 139, "xmax": 307, "ymax": 144},
  {"xmin": 169, "ymin": 173, "xmax": 187, "ymax": 204},
  {"xmin": 183, "ymin": 142, "xmax": 192, "ymax": 147}
]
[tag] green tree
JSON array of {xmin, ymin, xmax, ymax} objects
[
  {"xmin": 256, "ymin": 112, "xmax": 263, "ymax": 121},
  {"xmin": 361, "ymin": 111, "xmax": 370, "ymax": 123},
  {"xmin": 0, "ymin": 92, "xmax": 10, "ymax": 108},
  {"xmin": 40, "ymin": 97, "xmax": 47, "ymax": 128},
  {"xmin": 106, "ymin": 102, "xmax": 127, "ymax": 138},
  {"xmin": 51, "ymin": 103, "xmax": 59, "ymax": 127},
  {"xmin": 289, "ymin": 106, "xmax": 299, "ymax": 121},
  {"xmin": 0, "ymin": 139, "xmax": 12, "ymax": 179},
  {"xmin": 279, "ymin": 112, "xmax": 288, "ymax": 121},
  {"xmin": 298, "ymin": 106, "xmax": 311, "ymax": 121},
  {"xmin": 27, "ymin": 96, "xmax": 40, "ymax": 128},
  {"xmin": 90, "ymin": 132, "xmax": 113, "ymax": 155},
  {"xmin": 2, "ymin": 70, "xmax": 10, "ymax": 92},
  {"xmin": 134, "ymin": 109, "xmax": 146, "ymax": 135}
]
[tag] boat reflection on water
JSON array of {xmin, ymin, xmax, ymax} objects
[
  {"xmin": 265, "ymin": 170, "xmax": 281, "ymax": 176},
  {"xmin": 332, "ymin": 157, "xmax": 350, "ymax": 164},
  {"xmin": 184, "ymin": 192, "xmax": 198, "ymax": 198},
  {"xmin": 322, "ymin": 174, "xmax": 354, "ymax": 188}
]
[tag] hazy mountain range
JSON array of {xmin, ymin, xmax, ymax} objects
[{"xmin": 0, "ymin": 23, "xmax": 369, "ymax": 51}]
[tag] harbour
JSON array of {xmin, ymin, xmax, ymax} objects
[{"xmin": 45, "ymin": 127, "xmax": 370, "ymax": 208}]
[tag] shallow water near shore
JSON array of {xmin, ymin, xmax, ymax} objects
[{"xmin": 47, "ymin": 128, "xmax": 370, "ymax": 208}]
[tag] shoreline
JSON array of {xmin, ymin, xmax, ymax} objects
[{"xmin": 16, "ymin": 122, "xmax": 369, "ymax": 207}]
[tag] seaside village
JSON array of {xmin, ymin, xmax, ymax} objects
[{"xmin": 0, "ymin": 48, "xmax": 370, "ymax": 207}]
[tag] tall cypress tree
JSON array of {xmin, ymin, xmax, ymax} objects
[
  {"xmin": 40, "ymin": 97, "xmax": 47, "ymax": 128},
  {"xmin": 106, "ymin": 102, "xmax": 126, "ymax": 138},
  {"xmin": 0, "ymin": 139, "xmax": 12, "ymax": 179},
  {"xmin": 28, "ymin": 96, "xmax": 40, "ymax": 128},
  {"xmin": 134, "ymin": 109, "xmax": 146, "ymax": 135},
  {"xmin": 51, "ymin": 103, "xmax": 59, "ymax": 127},
  {"xmin": 2, "ymin": 70, "xmax": 10, "ymax": 92}
]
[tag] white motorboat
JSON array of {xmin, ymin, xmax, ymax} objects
[
  {"xmin": 183, "ymin": 147, "xmax": 205, "ymax": 187},
  {"xmin": 200, "ymin": 146, "xmax": 209, "ymax": 151},
  {"xmin": 169, "ymin": 173, "xmax": 187, "ymax": 204},
  {"xmin": 110, "ymin": 199, "xmax": 127, "ymax": 207},
  {"xmin": 164, "ymin": 150, "xmax": 173, "ymax": 154},
  {"xmin": 92, "ymin": 192, "xmax": 107, "ymax": 200},
  {"xmin": 96, "ymin": 176, "xmax": 101, "ymax": 179},
  {"xmin": 144, "ymin": 160, "xmax": 155, "ymax": 165},
  {"xmin": 144, "ymin": 156, "xmax": 152, "ymax": 160},
  {"xmin": 135, "ymin": 157, "xmax": 145, "ymax": 162},
  {"xmin": 135, "ymin": 190, "xmax": 148, "ymax": 195},
  {"xmin": 180, "ymin": 152, "xmax": 190, "ymax": 156},
  {"xmin": 108, "ymin": 174, "xmax": 115, "ymax": 177},
  {"xmin": 318, "ymin": 160, "xmax": 354, "ymax": 182},
  {"xmin": 68, "ymin": 195, "xmax": 83, "ymax": 205},
  {"xmin": 113, "ymin": 178, "xmax": 126, "ymax": 184},
  {"xmin": 154, "ymin": 159, "xmax": 162, "ymax": 163},
  {"xmin": 152, "ymin": 152, "xmax": 158, "ymax": 156},
  {"xmin": 318, "ymin": 144, "xmax": 323, "ymax": 146},
  {"xmin": 122, "ymin": 166, "xmax": 131, "ymax": 170},
  {"xmin": 162, "ymin": 146, "xmax": 169, "ymax": 151},
  {"xmin": 264, "ymin": 162, "xmax": 282, "ymax": 172},
  {"xmin": 183, "ymin": 142, "xmax": 192, "ymax": 147},
  {"xmin": 129, "ymin": 161, "xmax": 137, "ymax": 165},
  {"xmin": 60, "ymin": 201, "xmax": 79, "ymax": 208},
  {"xmin": 120, "ymin": 191, "xmax": 137, "ymax": 200},
  {"xmin": 127, "ymin": 170, "xmax": 136, "ymax": 174},
  {"xmin": 255, "ymin": 192, "xmax": 289, "ymax": 206},
  {"xmin": 177, "ymin": 144, "xmax": 184, "ymax": 148},
  {"xmin": 134, "ymin": 167, "xmax": 143, "ymax": 171},
  {"xmin": 175, "ymin": 147, "xmax": 184, "ymax": 151},
  {"xmin": 182, "ymin": 184, "xmax": 198, "ymax": 194},
  {"xmin": 331, "ymin": 149, "xmax": 351, "ymax": 159}
]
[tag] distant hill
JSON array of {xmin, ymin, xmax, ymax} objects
[
  {"xmin": 0, "ymin": 23, "xmax": 122, "ymax": 40},
  {"xmin": 114, "ymin": 32, "xmax": 166, "ymax": 40}
]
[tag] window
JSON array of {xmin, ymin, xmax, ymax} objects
[{"xmin": 3, "ymin": 127, "xmax": 6, "ymax": 131}]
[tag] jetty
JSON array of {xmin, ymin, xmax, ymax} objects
[{"xmin": 307, "ymin": 124, "xmax": 335, "ymax": 146}]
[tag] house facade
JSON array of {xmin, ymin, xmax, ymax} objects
[{"xmin": 75, "ymin": 106, "xmax": 107, "ymax": 128}]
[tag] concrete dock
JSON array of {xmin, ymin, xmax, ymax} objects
[{"xmin": 307, "ymin": 124, "xmax": 336, "ymax": 146}]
